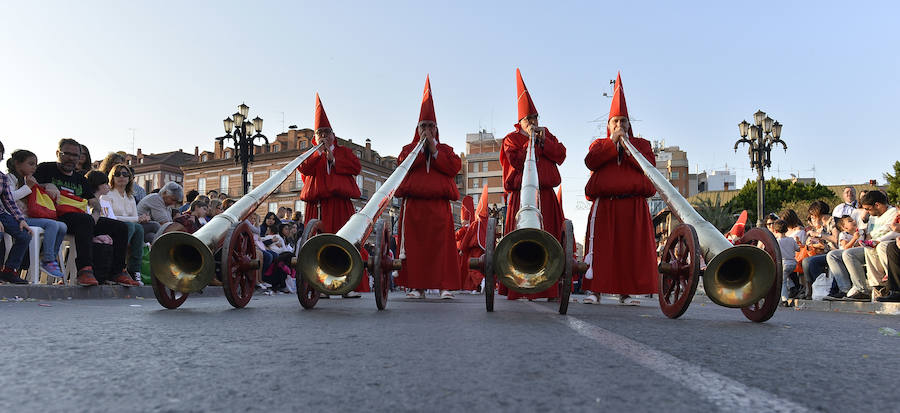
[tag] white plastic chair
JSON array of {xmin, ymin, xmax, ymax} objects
[
  {"xmin": 3, "ymin": 226, "xmax": 44, "ymax": 283},
  {"xmin": 58, "ymin": 234, "xmax": 77, "ymax": 285}
]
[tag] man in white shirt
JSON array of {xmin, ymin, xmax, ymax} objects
[
  {"xmin": 860, "ymin": 191, "xmax": 899, "ymax": 294},
  {"xmin": 832, "ymin": 186, "xmax": 858, "ymax": 219}
]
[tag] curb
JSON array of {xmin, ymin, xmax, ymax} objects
[
  {"xmin": 0, "ymin": 284, "xmax": 226, "ymax": 301},
  {"xmin": 689, "ymin": 294, "xmax": 900, "ymax": 316}
]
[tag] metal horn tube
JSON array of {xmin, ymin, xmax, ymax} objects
[
  {"xmin": 297, "ymin": 138, "xmax": 427, "ymax": 295},
  {"xmin": 617, "ymin": 136, "xmax": 775, "ymax": 307},
  {"xmin": 150, "ymin": 143, "xmax": 323, "ymax": 293},
  {"xmin": 493, "ymin": 128, "xmax": 564, "ymax": 294}
]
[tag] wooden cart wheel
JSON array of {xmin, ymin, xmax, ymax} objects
[
  {"xmin": 737, "ymin": 227, "xmax": 783, "ymax": 323},
  {"xmin": 558, "ymin": 219, "xmax": 575, "ymax": 315},
  {"xmin": 373, "ymin": 220, "xmax": 391, "ymax": 310},
  {"xmin": 151, "ymin": 273, "xmax": 189, "ymax": 309},
  {"xmin": 483, "ymin": 218, "xmax": 497, "ymax": 312},
  {"xmin": 658, "ymin": 224, "xmax": 701, "ymax": 319},
  {"xmin": 222, "ymin": 221, "xmax": 259, "ymax": 309},
  {"xmin": 295, "ymin": 219, "xmax": 323, "ymax": 309}
]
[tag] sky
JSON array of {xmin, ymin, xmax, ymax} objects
[{"xmin": 1, "ymin": 0, "xmax": 898, "ymax": 238}]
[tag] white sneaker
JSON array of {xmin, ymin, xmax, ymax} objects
[
  {"xmin": 134, "ymin": 272, "xmax": 144, "ymax": 286},
  {"xmin": 440, "ymin": 290, "xmax": 454, "ymax": 299},
  {"xmin": 582, "ymin": 294, "xmax": 599, "ymax": 304},
  {"xmin": 406, "ymin": 290, "xmax": 424, "ymax": 299}
]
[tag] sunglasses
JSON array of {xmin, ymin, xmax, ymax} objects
[
  {"xmin": 113, "ymin": 171, "xmax": 131, "ymax": 177},
  {"xmin": 59, "ymin": 151, "xmax": 80, "ymax": 158}
]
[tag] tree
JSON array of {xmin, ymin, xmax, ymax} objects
[
  {"xmin": 884, "ymin": 161, "xmax": 900, "ymax": 204},
  {"xmin": 692, "ymin": 194, "xmax": 735, "ymax": 233},
  {"xmin": 725, "ymin": 178, "xmax": 838, "ymax": 224}
]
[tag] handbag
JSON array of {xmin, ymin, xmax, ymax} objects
[
  {"xmin": 26, "ymin": 184, "xmax": 58, "ymax": 219},
  {"xmin": 56, "ymin": 190, "xmax": 88, "ymax": 216}
]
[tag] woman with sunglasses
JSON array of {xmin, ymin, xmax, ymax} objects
[{"xmin": 101, "ymin": 164, "xmax": 158, "ymax": 243}]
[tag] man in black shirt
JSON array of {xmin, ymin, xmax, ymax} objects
[{"xmin": 34, "ymin": 139, "xmax": 136, "ymax": 287}]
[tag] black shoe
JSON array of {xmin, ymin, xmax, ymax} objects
[
  {"xmin": 788, "ymin": 286, "xmax": 800, "ymax": 299},
  {"xmin": 846, "ymin": 291, "xmax": 870, "ymax": 301},
  {"xmin": 823, "ymin": 292, "xmax": 847, "ymax": 301},
  {"xmin": 0, "ymin": 270, "xmax": 27, "ymax": 284},
  {"xmin": 876, "ymin": 291, "xmax": 900, "ymax": 303}
]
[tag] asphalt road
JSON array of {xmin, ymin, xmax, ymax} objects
[{"xmin": 2, "ymin": 292, "xmax": 899, "ymax": 412}]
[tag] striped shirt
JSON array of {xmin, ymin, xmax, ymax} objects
[{"xmin": 0, "ymin": 173, "xmax": 26, "ymax": 222}]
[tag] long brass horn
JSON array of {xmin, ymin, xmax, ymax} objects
[
  {"xmin": 295, "ymin": 138, "xmax": 425, "ymax": 295},
  {"xmin": 617, "ymin": 136, "xmax": 775, "ymax": 307},
  {"xmin": 150, "ymin": 142, "xmax": 323, "ymax": 293},
  {"xmin": 493, "ymin": 128, "xmax": 565, "ymax": 294}
]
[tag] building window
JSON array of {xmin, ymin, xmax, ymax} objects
[
  {"xmin": 197, "ymin": 177, "xmax": 206, "ymax": 194},
  {"xmin": 356, "ymin": 175, "xmax": 363, "ymax": 191},
  {"xmin": 220, "ymin": 175, "xmax": 229, "ymax": 192},
  {"xmin": 472, "ymin": 178, "xmax": 480, "ymax": 188},
  {"xmin": 225, "ymin": 149, "xmax": 232, "ymax": 158},
  {"xmin": 375, "ymin": 181, "xmax": 382, "ymax": 192},
  {"xmin": 295, "ymin": 200, "xmax": 305, "ymax": 217},
  {"xmin": 300, "ymin": 140, "xmax": 308, "ymax": 149},
  {"xmin": 247, "ymin": 173, "xmax": 253, "ymax": 191},
  {"xmin": 268, "ymin": 202, "xmax": 278, "ymax": 213},
  {"xmin": 201, "ymin": 154, "xmax": 208, "ymax": 162},
  {"xmin": 671, "ymin": 171, "xmax": 680, "ymax": 179}
]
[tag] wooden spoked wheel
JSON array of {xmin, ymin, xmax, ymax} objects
[
  {"xmin": 222, "ymin": 221, "xmax": 259, "ymax": 309},
  {"xmin": 657, "ymin": 224, "xmax": 701, "ymax": 319},
  {"xmin": 483, "ymin": 218, "xmax": 497, "ymax": 312},
  {"xmin": 151, "ymin": 273, "xmax": 189, "ymax": 309},
  {"xmin": 373, "ymin": 220, "xmax": 392, "ymax": 311},
  {"xmin": 737, "ymin": 227, "xmax": 783, "ymax": 323},
  {"xmin": 296, "ymin": 219, "xmax": 323, "ymax": 310},
  {"xmin": 558, "ymin": 219, "xmax": 575, "ymax": 315}
]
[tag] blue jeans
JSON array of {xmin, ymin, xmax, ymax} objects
[
  {"xmin": 826, "ymin": 249, "xmax": 854, "ymax": 293},
  {"xmin": 0, "ymin": 212, "xmax": 32, "ymax": 270},
  {"xmin": 123, "ymin": 222, "xmax": 144, "ymax": 273},
  {"xmin": 802, "ymin": 254, "xmax": 828, "ymax": 285},
  {"xmin": 24, "ymin": 217, "xmax": 67, "ymax": 263}
]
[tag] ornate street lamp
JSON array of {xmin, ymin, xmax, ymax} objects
[
  {"xmin": 734, "ymin": 110, "xmax": 787, "ymax": 227},
  {"xmin": 218, "ymin": 102, "xmax": 268, "ymax": 195}
]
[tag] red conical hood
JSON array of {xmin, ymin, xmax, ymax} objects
[
  {"xmin": 412, "ymin": 75, "xmax": 438, "ymax": 144},
  {"xmin": 607, "ymin": 72, "xmax": 632, "ymax": 138},
  {"xmin": 418, "ymin": 75, "xmax": 436, "ymax": 123},
  {"xmin": 728, "ymin": 210, "xmax": 748, "ymax": 238},
  {"xmin": 314, "ymin": 93, "xmax": 331, "ymax": 131},
  {"xmin": 475, "ymin": 184, "xmax": 489, "ymax": 220},
  {"xmin": 461, "ymin": 196, "xmax": 474, "ymax": 222},
  {"xmin": 516, "ymin": 68, "xmax": 538, "ymax": 121}
]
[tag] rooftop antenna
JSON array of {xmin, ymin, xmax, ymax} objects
[{"xmin": 128, "ymin": 128, "xmax": 136, "ymax": 154}]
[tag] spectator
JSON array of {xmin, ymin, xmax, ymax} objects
[
  {"xmin": 825, "ymin": 215, "xmax": 868, "ymax": 300},
  {"xmin": 170, "ymin": 199, "xmax": 208, "ymax": 234},
  {"xmin": 860, "ymin": 190, "xmax": 899, "ymax": 297},
  {"xmin": 222, "ymin": 198, "xmax": 236, "ymax": 211},
  {"xmin": 291, "ymin": 210, "xmax": 302, "ymax": 223},
  {"xmin": 7, "ymin": 149, "xmax": 66, "ymax": 279},
  {"xmin": 774, "ymin": 220, "xmax": 799, "ymax": 305},
  {"xmin": 206, "ymin": 198, "xmax": 223, "ymax": 220},
  {"xmin": 0, "ymin": 140, "xmax": 32, "ymax": 284},
  {"xmin": 137, "ymin": 182, "xmax": 183, "ymax": 226},
  {"xmin": 283, "ymin": 207, "xmax": 293, "ymax": 223},
  {"xmin": 276, "ymin": 206, "xmax": 287, "ymax": 221},
  {"xmin": 206, "ymin": 189, "xmax": 219, "ymax": 199},
  {"xmin": 77, "ymin": 144, "xmax": 92, "ymax": 174},
  {"xmin": 780, "ymin": 209, "xmax": 807, "ymax": 244},
  {"xmin": 33, "ymin": 139, "xmax": 135, "ymax": 286},
  {"xmin": 217, "ymin": 192, "xmax": 229, "ymax": 201},
  {"xmin": 101, "ymin": 163, "xmax": 158, "ymax": 243},
  {"xmin": 261, "ymin": 221, "xmax": 294, "ymax": 292},
  {"xmin": 87, "ymin": 170, "xmax": 145, "ymax": 283},
  {"xmin": 260, "ymin": 212, "xmax": 278, "ymax": 236},
  {"xmin": 800, "ymin": 201, "xmax": 837, "ymax": 299},
  {"xmin": 97, "ymin": 152, "xmax": 125, "ymax": 176},
  {"xmin": 247, "ymin": 213, "xmax": 274, "ymax": 290},
  {"xmin": 180, "ymin": 189, "xmax": 199, "ymax": 213},
  {"xmin": 832, "ymin": 186, "xmax": 858, "ymax": 219},
  {"xmin": 876, "ymin": 223, "xmax": 900, "ymax": 302}
]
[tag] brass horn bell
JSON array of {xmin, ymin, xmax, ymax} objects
[
  {"xmin": 702, "ymin": 244, "xmax": 776, "ymax": 308},
  {"xmin": 296, "ymin": 233, "xmax": 364, "ymax": 296},
  {"xmin": 493, "ymin": 227, "xmax": 564, "ymax": 294}
]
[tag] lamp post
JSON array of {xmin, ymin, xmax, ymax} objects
[
  {"xmin": 734, "ymin": 110, "xmax": 787, "ymax": 227},
  {"xmin": 218, "ymin": 103, "xmax": 268, "ymax": 195}
]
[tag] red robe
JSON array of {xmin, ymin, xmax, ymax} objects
[
  {"xmin": 499, "ymin": 125, "xmax": 566, "ymax": 299},
  {"xmin": 298, "ymin": 143, "xmax": 366, "ymax": 291},
  {"xmin": 395, "ymin": 141, "xmax": 462, "ymax": 290},
  {"xmin": 456, "ymin": 219, "xmax": 486, "ymax": 291},
  {"xmin": 582, "ymin": 137, "xmax": 658, "ymax": 295}
]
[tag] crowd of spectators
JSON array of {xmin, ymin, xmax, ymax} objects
[
  {"xmin": 0, "ymin": 138, "xmax": 308, "ymax": 292},
  {"xmin": 770, "ymin": 186, "xmax": 900, "ymax": 304}
]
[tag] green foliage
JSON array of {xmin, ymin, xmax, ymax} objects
[
  {"xmin": 884, "ymin": 161, "xmax": 900, "ymax": 205},
  {"xmin": 692, "ymin": 194, "xmax": 735, "ymax": 233},
  {"xmin": 725, "ymin": 178, "xmax": 838, "ymax": 224}
]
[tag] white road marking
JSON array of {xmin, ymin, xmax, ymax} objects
[{"xmin": 531, "ymin": 304, "xmax": 809, "ymax": 412}]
